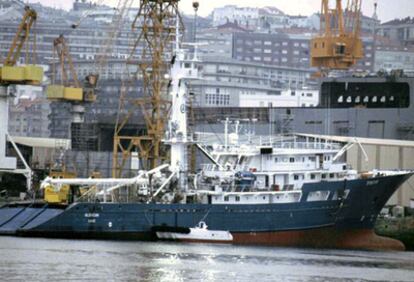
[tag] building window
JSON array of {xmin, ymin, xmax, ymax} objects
[
  {"xmin": 224, "ymin": 196, "xmax": 229, "ymax": 202},
  {"xmin": 311, "ymin": 174, "xmax": 316, "ymax": 180},
  {"xmin": 235, "ymin": 196, "xmax": 240, "ymax": 202},
  {"xmin": 290, "ymin": 157, "xmax": 295, "ymax": 163},
  {"xmin": 294, "ymin": 175, "xmax": 299, "ymax": 180}
]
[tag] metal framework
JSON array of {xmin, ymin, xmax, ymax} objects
[
  {"xmin": 4, "ymin": 6, "xmax": 37, "ymax": 66},
  {"xmin": 51, "ymin": 35, "xmax": 80, "ymax": 87},
  {"xmin": 113, "ymin": 0, "xmax": 181, "ymax": 177},
  {"xmin": 310, "ymin": 0, "xmax": 363, "ymax": 71}
]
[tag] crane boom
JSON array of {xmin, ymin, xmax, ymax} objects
[
  {"xmin": 0, "ymin": 5, "xmax": 42, "ymax": 85},
  {"xmin": 52, "ymin": 35, "xmax": 80, "ymax": 88},
  {"xmin": 4, "ymin": 6, "xmax": 37, "ymax": 66}
]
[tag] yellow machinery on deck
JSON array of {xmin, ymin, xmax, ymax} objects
[
  {"xmin": 43, "ymin": 171, "xmax": 101, "ymax": 204},
  {"xmin": 0, "ymin": 6, "xmax": 43, "ymax": 85},
  {"xmin": 43, "ymin": 171, "xmax": 76, "ymax": 204},
  {"xmin": 311, "ymin": 0, "xmax": 363, "ymax": 71},
  {"xmin": 46, "ymin": 35, "xmax": 98, "ymax": 102}
]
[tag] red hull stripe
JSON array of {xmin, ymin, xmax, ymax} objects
[{"xmin": 231, "ymin": 228, "xmax": 405, "ymax": 251}]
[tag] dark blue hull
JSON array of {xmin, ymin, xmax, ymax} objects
[{"xmin": 1, "ymin": 173, "xmax": 411, "ymax": 250}]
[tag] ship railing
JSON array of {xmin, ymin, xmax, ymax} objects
[
  {"xmin": 208, "ymin": 142, "xmax": 342, "ymax": 153},
  {"xmin": 201, "ymin": 163, "xmax": 250, "ymax": 172},
  {"xmin": 201, "ymin": 164, "xmax": 230, "ymax": 172}
]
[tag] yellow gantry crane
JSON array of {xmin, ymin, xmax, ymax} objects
[
  {"xmin": 47, "ymin": 34, "xmax": 97, "ymax": 102},
  {"xmin": 0, "ymin": 5, "xmax": 43, "ymax": 85},
  {"xmin": 311, "ymin": 0, "xmax": 364, "ymax": 71}
]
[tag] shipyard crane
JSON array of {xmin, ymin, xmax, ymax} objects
[
  {"xmin": 113, "ymin": 0, "xmax": 182, "ymax": 177},
  {"xmin": 310, "ymin": 0, "xmax": 364, "ymax": 72},
  {"xmin": 0, "ymin": 4, "xmax": 44, "ymax": 192},
  {"xmin": 0, "ymin": 5, "xmax": 43, "ymax": 85},
  {"xmin": 45, "ymin": 34, "xmax": 99, "ymax": 180},
  {"xmin": 47, "ymin": 34, "xmax": 97, "ymax": 119}
]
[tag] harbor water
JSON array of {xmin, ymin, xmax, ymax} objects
[{"xmin": 0, "ymin": 237, "xmax": 413, "ymax": 281}]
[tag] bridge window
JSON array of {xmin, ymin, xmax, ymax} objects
[{"xmin": 307, "ymin": 191, "xmax": 330, "ymax": 202}]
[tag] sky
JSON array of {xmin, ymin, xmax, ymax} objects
[{"xmin": 28, "ymin": 0, "xmax": 414, "ymax": 23}]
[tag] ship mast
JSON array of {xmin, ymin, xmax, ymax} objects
[{"xmin": 165, "ymin": 20, "xmax": 201, "ymax": 191}]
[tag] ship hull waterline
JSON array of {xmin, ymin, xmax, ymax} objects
[
  {"xmin": 1, "ymin": 172, "xmax": 412, "ymax": 251},
  {"xmin": 16, "ymin": 227, "xmax": 404, "ymax": 251}
]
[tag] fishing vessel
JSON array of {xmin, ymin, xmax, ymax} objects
[{"xmin": 0, "ymin": 35, "xmax": 412, "ymax": 251}]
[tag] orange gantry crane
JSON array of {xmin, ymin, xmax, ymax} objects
[{"xmin": 311, "ymin": 0, "xmax": 364, "ymax": 71}]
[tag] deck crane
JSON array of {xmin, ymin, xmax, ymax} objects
[
  {"xmin": 310, "ymin": 0, "xmax": 364, "ymax": 72},
  {"xmin": 0, "ymin": 4, "xmax": 44, "ymax": 193}
]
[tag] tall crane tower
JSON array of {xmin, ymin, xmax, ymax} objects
[
  {"xmin": 113, "ymin": 0, "xmax": 181, "ymax": 177},
  {"xmin": 46, "ymin": 35, "xmax": 98, "ymax": 173},
  {"xmin": 311, "ymin": 0, "xmax": 364, "ymax": 72}
]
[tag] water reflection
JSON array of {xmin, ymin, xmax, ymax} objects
[{"xmin": 0, "ymin": 237, "xmax": 413, "ymax": 281}]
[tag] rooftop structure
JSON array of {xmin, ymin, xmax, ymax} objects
[
  {"xmin": 377, "ymin": 17, "xmax": 414, "ymax": 47},
  {"xmin": 211, "ymin": 5, "xmax": 288, "ymax": 30}
]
